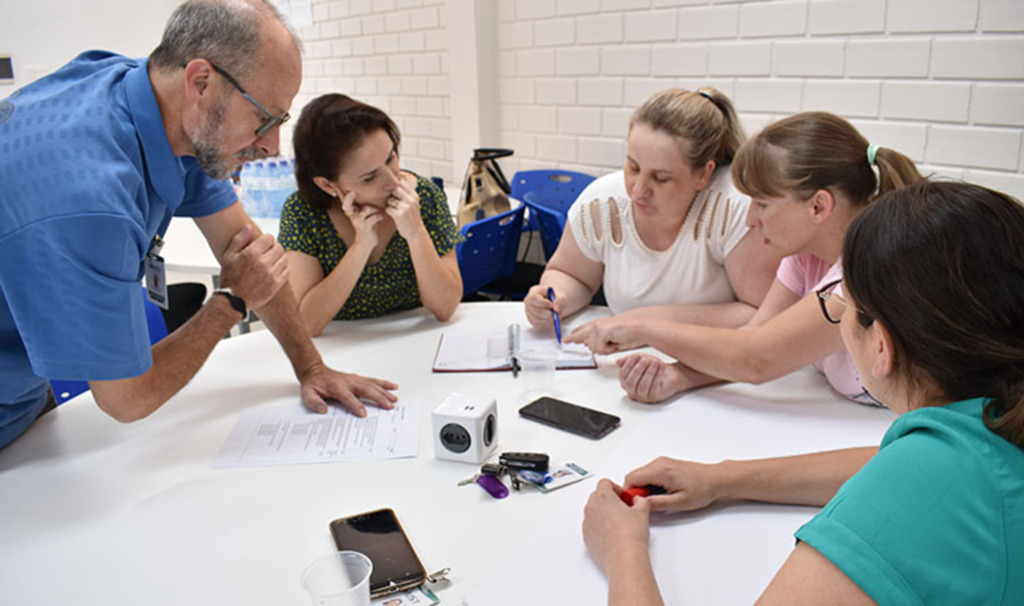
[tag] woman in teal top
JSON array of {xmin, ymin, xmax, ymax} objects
[
  {"xmin": 582, "ymin": 180, "xmax": 1024, "ymax": 604},
  {"xmin": 278, "ymin": 94, "xmax": 462, "ymax": 335}
]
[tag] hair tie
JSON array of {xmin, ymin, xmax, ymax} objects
[
  {"xmin": 866, "ymin": 143, "xmax": 880, "ymax": 166},
  {"xmin": 697, "ymin": 90, "xmax": 724, "ymax": 117}
]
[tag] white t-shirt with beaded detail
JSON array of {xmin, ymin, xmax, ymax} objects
[{"xmin": 568, "ymin": 168, "xmax": 752, "ymax": 314}]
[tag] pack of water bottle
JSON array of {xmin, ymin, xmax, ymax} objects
[{"xmin": 240, "ymin": 157, "xmax": 296, "ymax": 219}]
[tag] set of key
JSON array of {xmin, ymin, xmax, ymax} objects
[{"xmin": 456, "ymin": 452, "xmax": 550, "ymax": 499}]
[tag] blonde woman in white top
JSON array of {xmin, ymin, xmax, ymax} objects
[{"xmin": 524, "ymin": 88, "xmax": 780, "ymax": 333}]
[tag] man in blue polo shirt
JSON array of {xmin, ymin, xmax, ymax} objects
[{"xmin": 0, "ymin": 0, "xmax": 398, "ymax": 451}]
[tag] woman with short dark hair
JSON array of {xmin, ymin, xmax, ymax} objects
[{"xmin": 278, "ymin": 94, "xmax": 462, "ymax": 335}]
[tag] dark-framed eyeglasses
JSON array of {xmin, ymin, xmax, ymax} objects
[
  {"xmin": 816, "ymin": 278, "xmax": 871, "ymax": 325},
  {"xmin": 197, "ymin": 62, "xmax": 290, "ymax": 138}
]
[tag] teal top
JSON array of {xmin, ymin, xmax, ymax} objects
[
  {"xmin": 796, "ymin": 397, "xmax": 1024, "ymax": 604},
  {"xmin": 277, "ymin": 174, "xmax": 462, "ymax": 320}
]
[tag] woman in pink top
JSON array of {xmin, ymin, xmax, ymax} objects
[{"xmin": 567, "ymin": 112, "xmax": 922, "ymax": 404}]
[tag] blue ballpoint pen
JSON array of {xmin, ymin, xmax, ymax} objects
[{"xmin": 546, "ymin": 287, "xmax": 562, "ymax": 345}]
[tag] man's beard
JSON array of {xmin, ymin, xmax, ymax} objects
[{"xmin": 192, "ymin": 97, "xmax": 260, "ymax": 180}]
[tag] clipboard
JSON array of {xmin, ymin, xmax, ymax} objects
[{"xmin": 432, "ymin": 324, "xmax": 597, "ymax": 372}]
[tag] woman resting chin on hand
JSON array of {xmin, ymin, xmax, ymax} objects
[{"xmin": 277, "ymin": 94, "xmax": 463, "ymax": 336}]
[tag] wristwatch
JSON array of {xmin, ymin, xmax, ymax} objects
[{"xmin": 213, "ymin": 289, "xmax": 247, "ymax": 319}]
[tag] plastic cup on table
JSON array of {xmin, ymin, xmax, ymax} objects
[
  {"xmin": 300, "ymin": 551, "xmax": 373, "ymax": 606},
  {"xmin": 519, "ymin": 348, "xmax": 557, "ymax": 395}
]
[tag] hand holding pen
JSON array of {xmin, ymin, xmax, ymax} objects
[
  {"xmin": 547, "ymin": 287, "xmax": 562, "ymax": 345},
  {"xmin": 523, "ymin": 284, "xmax": 564, "ymax": 331}
]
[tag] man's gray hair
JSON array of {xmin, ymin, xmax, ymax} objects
[{"xmin": 149, "ymin": 0, "xmax": 301, "ymax": 80}]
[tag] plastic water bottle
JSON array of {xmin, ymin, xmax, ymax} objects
[
  {"xmin": 282, "ymin": 158, "xmax": 297, "ymax": 208},
  {"xmin": 268, "ymin": 161, "xmax": 282, "ymax": 218},
  {"xmin": 268, "ymin": 158, "xmax": 297, "ymax": 218},
  {"xmin": 241, "ymin": 160, "xmax": 267, "ymax": 217},
  {"xmin": 257, "ymin": 160, "xmax": 273, "ymax": 218},
  {"xmin": 239, "ymin": 161, "xmax": 254, "ymax": 215}
]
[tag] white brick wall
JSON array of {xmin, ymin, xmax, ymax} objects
[
  {"xmin": 887, "ymin": 0, "xmax": 977, "ymax": 33},
  {"xmin": 804, "ymin": 80, "xmax": 881, "ymax": 118},
  {"xmin": 739, "ymin": 1, "xmax": 807, "ymax": 39},
  {"xmin": 292, "ymin": 0, "xmax": 453, "ymax": 183},
  {"xmin": 678, "ymin": 5, "xmax": 739, "ymax": 41},
  {"xmin": 735, "ymin": 79, "xmax": 803, "ymax": 113},
  {"xmin": 846, "ymin": 39, "xmax": 931, "ymax": 78},
  {"xmin": 557, "ymin": 48, "xmax": 600, "ymax": 75},
  {"xmin": 772, "ymin": 40, "xmax": 845, "ymax": 76},
  {"xmin": 577, "ymin": 14, "xmax": 623, "ymax": 44},
  {"xmin": 881, "ymin": 82, "xmax": 970, "ymax": 123},
  {"xmin": 972, "ymin": 84, "xmax": 1024, "ymax": 127},
  {"xmin": 927, "ymin": 125, "xmax": 1021, "ymax": 171},
  {"xmin": 651, "ymin": 44, "xmax": 708, "ymax": 77},
  {"xmin": 980, "ymin": 0, "xmax": 1024, "ymax": 33},
  {"xmin": 625, "ymin": 11, "xmax": 679, "ymax": 43},
  {"xmin": 493, "ymin": 0, "xmax": 1024, "ymax": 198},
  {"xmin": 808, "ymin": 0, "xmax": 886, "ymax": 36},
  {"xmin": 709, "ymin": 41, "xmax": 772, "ymax": 76},
  {"xmin": 931, "ymin": 37, "xmax": 1024, "ymax": 79},
  {"xmin": 289, "ymin": 0, "xmax": 1024, "ymax": 199}
]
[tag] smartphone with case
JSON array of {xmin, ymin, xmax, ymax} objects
[
  {"xmin": 519, "ymin": 396, "xmax": 621, "ymax": 439},
  {"xmin": 329, "ymin": 508, "xmax": 427, "ymax": 599}
]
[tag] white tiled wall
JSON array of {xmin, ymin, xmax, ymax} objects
[
  {"xmin": 492, "ymin": 0, "xmax": 1024, "ymax": 198},
  {"xmin": 293, "ymin": 0, "xmax": 454, "ymax": 184},
  {"xmin": 289, "ymin": 0, "xmax": 1024, "ymax": 198}
]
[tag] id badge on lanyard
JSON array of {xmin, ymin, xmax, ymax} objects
[{"xmin": 145, "ymin": 234, "xmax": 169, "ymax": 310}]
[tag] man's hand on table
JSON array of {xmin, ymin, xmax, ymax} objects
[{"xmin": 299, "ymin": 363, "xmax": 399, "ymax": 418}]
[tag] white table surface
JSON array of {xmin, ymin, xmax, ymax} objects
[
  {"xmin": 162, "ymin": 216, "xmax": 280, "ymax": 276},
  {"xmin": 0, "ymin": 302, "xmax": 894, "ymax": 605}
]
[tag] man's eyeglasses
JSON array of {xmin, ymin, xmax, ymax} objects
[
  {"xmin": 816, "ymin": 279, "xmax": 871, "ymax": 325},
  {"xmin": 201, "ymin": 62, "xmax": 290, "ymax": 138}
]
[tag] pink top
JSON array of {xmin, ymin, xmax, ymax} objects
[{"xmin": 776, "ymin": 254, "xmax": 880, "ymax": 406}]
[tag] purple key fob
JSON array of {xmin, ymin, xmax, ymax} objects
[{"xmin": 476, "ymin": 474, "xmax": 509, "ymax": 499}]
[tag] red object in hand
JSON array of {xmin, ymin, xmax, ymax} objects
[
  {"xmin": 621, "ymin": 487, "xmax": 651, "ymax": 506},
  {"xmin": 620, "ymin": 485, "xmax": 666, "ymax": 506}
]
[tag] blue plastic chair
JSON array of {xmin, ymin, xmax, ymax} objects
[
  {"xmin": 50, "ymin": 290, "xmax": 169, "ymax": 404},
  {"xmin": 510, "ymin": 169, "xmax": 596, "ymax": 260},
  {"xmin": 457, "ymin": 205, "xmax": 527, "ymax": 297}
]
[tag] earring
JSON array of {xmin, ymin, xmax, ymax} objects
[{"xmin": 330, "ymin": 192, "xmax": 338, "ymax": 198}]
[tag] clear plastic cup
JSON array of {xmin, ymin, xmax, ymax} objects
[
  {"xmin": 301, "ymin": 551, "xmax": 373, "ymax": 606},
  {"xmin": 519, "ymin": 348, "xmax": 558, "ymax": 395}
]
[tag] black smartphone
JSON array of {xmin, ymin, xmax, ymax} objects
[
  {"xmin": 329, "ymin": 508, "xmax": 427, "ymax": 599},
  {"xmin": 519, "ymin": 396, "xmax": 621, "ymax": 439}
]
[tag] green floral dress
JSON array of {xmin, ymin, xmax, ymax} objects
[{"xmin": 277, "ymin": 174, "xmax": 462, "ymax": 320}]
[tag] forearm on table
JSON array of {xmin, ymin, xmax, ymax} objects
[
  {"xmin": 298, "ymin": 246, "xmax": 373, "ymax": 337},
  {"xmin": 606, "ymin": 549, "xmax": 665, "ymax": 606},
  {"xmin": 406, "ymin": 235, "xmax": 461, "ymax": 321},
  {"xmin": 89, "ymin": 294, "xmax": 244, "ymax": 422},
  {"xmin": 671, "ymin": 362, "xmax": 725, "ymax": 392},
  {"xmin": 714, "ymin": 447, "xmax": 878, "ymax": 507}
]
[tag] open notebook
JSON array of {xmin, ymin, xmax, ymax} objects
[{"xmin": 432, "ymin": 324, "xmax": 597, "ymax": 372}]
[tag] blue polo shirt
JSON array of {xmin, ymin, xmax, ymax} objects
[{"xmin": 0, "ymin": 51, "xmax": 237, "ymax": 448}]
